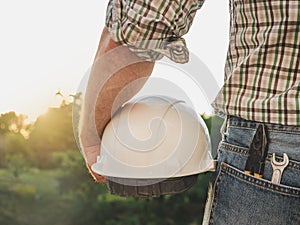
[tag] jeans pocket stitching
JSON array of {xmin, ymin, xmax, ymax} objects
[
  {"xmin": 218, "ymin": 141, "xmax": 249, "ymax": 155},
  {"xmin": 208, "ymin": 166, "xmax": 224, "ymax": 225},
  {"xmin": 221, "ymin": 162, "xmax": 300, "ymax": 197}
]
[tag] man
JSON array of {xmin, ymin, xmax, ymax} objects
[{"xmin": 79, "ymin": 0, "xmax": 300, "ymax": 224}]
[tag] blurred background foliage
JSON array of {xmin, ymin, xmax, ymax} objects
[{"xmin": 0, "ymin": 95, "xmax": 220, "ymax": 225}]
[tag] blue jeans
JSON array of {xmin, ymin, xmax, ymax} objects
[{"xmin": 203, "ymin": 116, "xmax": 300, "ymax": 225}]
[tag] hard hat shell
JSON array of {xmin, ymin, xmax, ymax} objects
[{"xmin": 91, "ymin": 95, "xmax": 215, "ymax": 181}]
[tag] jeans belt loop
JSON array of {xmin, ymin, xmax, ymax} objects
[{"xmin": 220, "ymin": 116, "xmax": 229, "ymax": 141}]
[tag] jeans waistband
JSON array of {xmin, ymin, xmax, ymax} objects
[
  {"xmin": 227, "ymin": 116, "xmax": 300, "ymax": 134},
  {"xmin": 223, "ymin": 116, "xmax": 300, "ymax": 161}
]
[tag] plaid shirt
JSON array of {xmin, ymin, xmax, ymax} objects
[{"xmin": 105, "ymin": 0, "xmax": 300, "ymax": 126}]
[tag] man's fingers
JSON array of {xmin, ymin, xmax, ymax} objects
[
  {"xmin": 84, "ymin": 145, "xmax": 106, "ymax": 183},
  {"xmin": 92, "ymin": 172, "xmax": 107, "ymax": 183},
  {"xmin": 87, "ymin": 164, "xmax": 107, "ymax": 183}
]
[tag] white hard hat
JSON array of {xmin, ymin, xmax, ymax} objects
[{"xmin": 91, "ymin": 95, "xmax": 216, "ymax": 197}]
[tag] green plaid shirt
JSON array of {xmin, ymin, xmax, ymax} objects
[{"xmin": 105, "ymin": 0, "xmax": 300, "ymax": 126}]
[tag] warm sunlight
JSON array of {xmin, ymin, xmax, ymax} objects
[
  {"xmin": 1, "ymin": 1, "xmax": 299, "ymax": 224},
  {"xmin": 0, "ymin": 0, "xmax": 228, "ymax": 122}
]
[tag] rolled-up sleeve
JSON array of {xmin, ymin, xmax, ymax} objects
[{"xmin": 105, "ymin": 0, "xmax": 205, "ymax": 63}]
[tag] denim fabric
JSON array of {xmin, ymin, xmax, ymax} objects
[{"xmin": 203, "ymin": 116, "xmax": 300, "ymax": 225}]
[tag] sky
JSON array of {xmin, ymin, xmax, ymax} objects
[{"xmin": 0, "ymin": 0, "xmax": 229, "ymax": 122}]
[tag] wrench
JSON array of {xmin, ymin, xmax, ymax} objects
[{"xmin": 271, "ymin": 153, "xmax": 289, "ymax": 184}]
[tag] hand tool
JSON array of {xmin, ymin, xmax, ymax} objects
[
  {"xmin": 244, "ymin": 124, "xmax": 268, "ymax": 178},
  {"xmin": 271, "ymin": 153, "xmax": 289, "ymax": 184}
]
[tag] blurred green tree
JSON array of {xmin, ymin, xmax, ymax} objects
[
  {"xmin": 0, "ymin": 92, "xmax": 216, "ymax": 225},
  {"xmin": 0, "ymin": 112, "xmax": 31, "ymax": 170},
  {"xmin": 28, "ymin": 101, "xmax": 78, "ymax": 169},
  {"xmin": 0, "ymin": 111, "xmax": 30, "ymax": 135},
  {"xmin": 3, "ymin": 133, "xmax": 30, "ymax": 177},
  {"xmin": 0, "ymin": 132, "xmax": 32, "ymax": 172}
]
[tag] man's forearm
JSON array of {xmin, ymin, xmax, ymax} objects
[{"xmin": 79, "ymin": 27, "xmax": 154, "ymax": 151}]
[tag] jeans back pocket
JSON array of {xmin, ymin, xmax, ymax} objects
[{"xmin": 209, "ymin": 162, "xmax": 300, "ymax": 225}]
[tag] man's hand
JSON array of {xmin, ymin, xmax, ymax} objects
[{"xmin": 84, "ymin": 145, "xmax": 106, "ymax": 183}]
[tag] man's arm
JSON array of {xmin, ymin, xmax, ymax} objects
[{"xmin": 79, "ymin": 27, "xmax": 154, "ymax": 182}]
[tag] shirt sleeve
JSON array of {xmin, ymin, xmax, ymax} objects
[{"xmin": 105, "ymin": 0, "xmax": 205, "ymax": 63}]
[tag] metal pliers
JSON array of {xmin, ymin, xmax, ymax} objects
[{"xmin": 244, "ymin": 124, "xmax": 268, "ymax": 178}]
